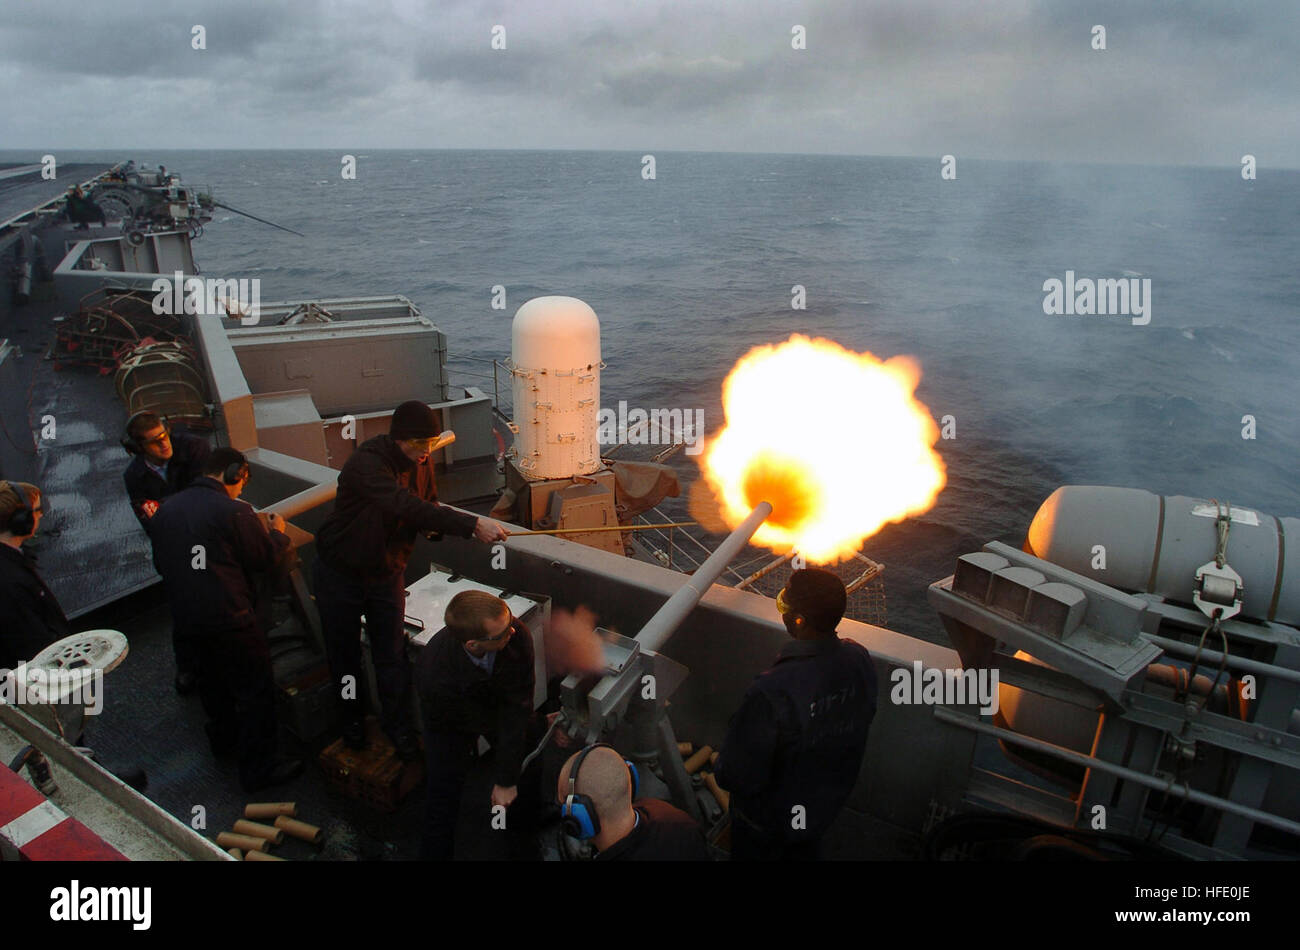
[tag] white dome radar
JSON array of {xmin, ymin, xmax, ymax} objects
[{"xmin": 509, "ymin": 296, "xmax": 603, "ymax": 479}]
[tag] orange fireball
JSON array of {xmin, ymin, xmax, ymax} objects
[{"xmin": 701, "ymin": 334, "xmax": 946, "ymax": 563}]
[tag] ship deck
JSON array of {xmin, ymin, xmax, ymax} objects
[
  {"xmin": 0, "ymin": 163, "xmax": 112, "ymax": 227},
  {"xmin": 53, "ymin": 577, "xmax": 915, "ymax": 861},
  {"xmin": 0, "ymin": 271, "xmax": 162, "ymax": 618}
]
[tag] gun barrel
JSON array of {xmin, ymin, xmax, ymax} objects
[{"xmin": 636, "ymin": 502, "xmax": 773, "ymax": 654}]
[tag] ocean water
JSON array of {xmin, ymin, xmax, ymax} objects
[{"xmin": 20, "ymin": 149, "xmax": 1300, "ymax": 638}]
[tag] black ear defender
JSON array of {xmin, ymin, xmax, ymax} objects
[
  {"xmin": 559, "ymin": 743, "xmax": 642, "ymax": 841},
  {"xmin": 0, "ymin": 481, "xmax": 36, "ymax": 536},
  {"xmin": 222, "ymin": 460, "xmax": 249, "ymax": 485},
  {"xmin": 121, "ymin": 416, "xmax": 143, "ymax": 455},
  {"xmin": 121, "ymin": 411, "xmax": 166, "ymax": 456}
]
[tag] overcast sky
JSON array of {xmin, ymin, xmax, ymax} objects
[{"xmin": 2, "ymin": 0, "xmax": 1296, "ymax": 167}]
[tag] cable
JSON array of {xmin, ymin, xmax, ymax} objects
[
  {"xmin": 519, "ymin": 712, "xmax": 564, "ymax": 774},
  {"xmin": 1149, "ymin": 609, "xmax": 1232, "ymax": 845}
]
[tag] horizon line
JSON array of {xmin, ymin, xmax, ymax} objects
[{"xmin": 1, "ymin": 146, "xmax": 1296, "ymax": 174}]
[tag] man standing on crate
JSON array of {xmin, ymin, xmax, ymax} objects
[{"xmin": 314, "ymin": 400, "xmax": 509, "ymax": 762}]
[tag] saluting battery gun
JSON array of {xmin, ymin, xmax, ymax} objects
[{"xmin": 550, "ymin": 502, "xmax": 774, "ymax": 819}]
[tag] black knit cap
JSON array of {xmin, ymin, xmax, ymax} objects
[
  {"xmin": 786, "ymin": 568, "xmax": 847, "ymax": 632},
  {"xmin": 390, "ymin": 400, "xmax": 438, "ymax": 440}
]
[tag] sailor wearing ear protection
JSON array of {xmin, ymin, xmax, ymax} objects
[
  {"xmin": 557, "ymin": 743, "xmax": 710, "ymax": 861},
  {"xmin": 120, "ymin": 411, "xmax": 213, "ymax": 694},
  {"xmin": 149, "ymin": 448, "xmax": 302, "ymax": 792},
  {"xmin": 0, "ymin": 481, "xmax": 69, "ymax": 670},
  {"xmin": 121, "ymin": 411, "xmax": 211, "ymax": 532}
]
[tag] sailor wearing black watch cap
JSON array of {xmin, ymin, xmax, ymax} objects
[{"xmin": 314, "ymin": 400, "xmax": 509, "ymax": 761}]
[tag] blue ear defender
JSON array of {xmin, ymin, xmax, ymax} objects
[{"xmin": 560, "ymin": 743, "xmax": 640, "ymax": 840}]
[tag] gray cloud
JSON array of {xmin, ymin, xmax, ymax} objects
[
  {"xmin": 0, "ymin": 0, "xmax": 1295, "ymax": 166},
  {"xmin": 0, "ymin": 1, "xmax": 301, "ymax": 78}
]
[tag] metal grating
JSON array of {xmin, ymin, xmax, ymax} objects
[{"xmin": 737, "ymin": 550, "xmax": 887, "ymax": 627}]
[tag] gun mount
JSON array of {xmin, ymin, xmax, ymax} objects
[{"xmin": 557, "ymin": 502, "xmax": 773, "ymax": 820}]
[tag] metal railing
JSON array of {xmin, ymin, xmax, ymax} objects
[
  {"xmin": 448, "ymin": 355, "xmax": 513, "ymax": 421},
  {"xmin": 443, "ymin": 358, "xmax": 887, "ymax": 616},
  {"xmin": 628, "ymin": 504, "xmax": 751, "ymax": 586}
]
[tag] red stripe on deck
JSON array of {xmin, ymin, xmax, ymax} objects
[
  {"xmin": 1, "ymin": 766, "xmax": 128, "ymax": 861},
  {"xmin": 0, "ymin": 764, "xmax": 48, "ymax": 822},
  {"xmin": 20, "ymin": 816, "xmax": 128, "ymax": 861}
]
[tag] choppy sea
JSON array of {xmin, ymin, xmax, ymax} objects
[{"xmin": 19, "ymin": 149, "xmax": 1300, "ymax": 637}]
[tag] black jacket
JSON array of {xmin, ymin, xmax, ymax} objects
[
  {"xmin": 316, "ymin": 434, "xmax": 478, "ymax": 578},
  {"xmin": 122, "ymin": 428, "xmax": 211, "ymax": 530},
  {"xmin": 149, "ymin": 478, "xmax": 290, "ymax": 631},
  {"xmin": 595, "ymin": 799, "xmax": 711, "ymax": 861},
  {"xmin": 0, "ymin": 543, "xmax": 70, "ymax": 670},
  {"xmin": 415, "ymin": 619, "xmax": 535, "ymax": 787},
  {"xmin": 716, "ymin": 635, "xmax": 877, "ymax": 842}
]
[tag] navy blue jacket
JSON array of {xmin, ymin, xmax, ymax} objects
[
  {"xmin": 149, "ymin": 478, "xmax": 290, "ymax": 631},
  {"xmin": 316, "ymin": 434, "xmax": 478, "ymax": 579},
  {"xmin": 415, "ymin": 619, "xmax": 535, "ymax": 787},
  {"xmin": 595, "ymin": 799, "xmax": 711, "ymax": 861},
  {"xmin": 716, "ymin": 635, "xmax": 877, "ymax": 842},
  {"xmin": 122, "ymin": 428, "xmax": 211, "ymax": 530},
  {"xmin": 0, "ymin": 543, "xmax": 70, "ymax": 670}
]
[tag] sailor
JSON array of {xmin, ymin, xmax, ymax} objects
[
  {"xmin": 314, "ymin": 400, "xmax": 509, "ymax": 760},
  {"xmin": 64, "ymin": 185, "xmax": 106, "ymax": 229},
  {"xmin": 148, "ymin": 448, "xmax": 303, "ymax": 792},
  {"xmin": 557, "ymin": 744, "xmax": 711, "ymax": 861},
  {"xmin": 122, "ymin": 412, "xmax": 212, "ymax": 530},
  {"xmin": 121, "ymin": 411, "xmax": 212, "ymax": 693},
  {"xmin": 0, "ymin": 481, "xmax": 69, "ymax": 672},
  {"xmin": 414, "ymin": 590, "xmax": 536, "ymax": 860},
  {"xmin": 715, "ymin": 568, "xmax": 877, "ymax": 860}
]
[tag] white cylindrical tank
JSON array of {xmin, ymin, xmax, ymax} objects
[
  {"xmin": 510, "ymin": 296, "xmax": 602, "ymax": 479},
  {"xmin": 1026, "ymin": 486, "xmax": 1300, "ymax": 627}
]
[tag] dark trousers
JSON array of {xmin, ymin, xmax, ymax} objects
[
  {"xmin": 419, "ymin": 728, "xmax": 545, "ymax": 861},
  {"xmin": 314, "ymin": 558, "xmax": 410, "ymax": 738},
  {"xmin": 420, "ymin": 730, "xmax": 477, "ymax": 861},
  {"xmin": 172, "ymin": 618, "xmax": 199, "ymax": 676},
  {"xmin": 730, "ymin": 808, "xmax": 823, "ymax": 861},
  {"xmin": 195, "ymin": 622, "xmax": 278, "ymax": 788}
]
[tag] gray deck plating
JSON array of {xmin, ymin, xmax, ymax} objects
[
  {"xmin": 0, "ymin": 288, "xmax": 159, "ymax": 618},
  {"xmin": 0, "ymin": 163, "xmax": 111, "ymax": 226}
]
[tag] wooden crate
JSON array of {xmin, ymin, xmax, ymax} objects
[{"xmin": 317, "ymin": 718, "xmax": 423, "ymax": 812}]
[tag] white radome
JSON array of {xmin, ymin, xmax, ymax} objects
[{"xmin": 510, "ymin": 296, "xmax": 602, "ymax": 479}]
